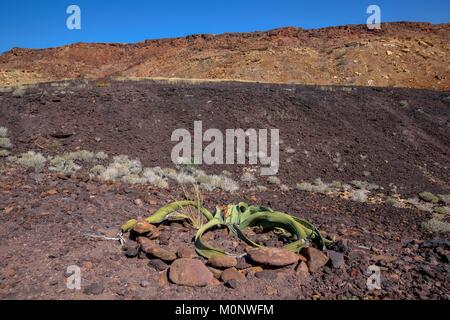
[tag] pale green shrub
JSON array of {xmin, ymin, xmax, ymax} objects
[{"xmin": 8, "ymin": 151, "xmax": 46, "ymax": 171}]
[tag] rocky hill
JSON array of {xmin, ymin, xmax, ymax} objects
[{"xmin": 1, "ymin": 22, "xmax": 449, "ymax": 90}]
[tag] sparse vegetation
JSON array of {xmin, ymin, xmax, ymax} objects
[
  {"xmin": 267, "ymin": 176, "xmax": 281, "ymax": 185},
  {"xmin": 437, "ymin": 194, "xmax": 450, "ymax": 205},
  {"xmin": 433, "ymin": 206, "xmax": 449, "ymax": 215},
  {"xmin": 0, "ymin": 149, "xmax": 10, "ymax": 157},
  {"xmin": 8, "ymin": 151, "xmax": 46, "ymax": 171},
  {"xmin": 0, "ymin": 137, "xmax": 12, "ymax": 149},
  {"xmin": 419, "ymin": 192, "xmax": 439, "ymax": 204},
  {"xmin": 48, "ymin": 156, "xmax": 81, "ymax": 174},
  {"xmin": 350, "ymin": 189, "xmax": 369, "ymax": 203},
  {"xmin": 0, "ymin": 126, "xmax": 8, "ymax": 137},
  {"xmin": 241, "ymin": 172, "xmax": 256, "ymax": 183},
  {"xmin": 422, "ymin": 218, "xmax": 450, "ymax": 233}
]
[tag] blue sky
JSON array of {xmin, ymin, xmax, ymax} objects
[{"xmin": 1, "ymin": 0, "xmax": 449, "ymax": 53}]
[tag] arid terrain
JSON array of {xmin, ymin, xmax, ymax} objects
[
  {"xmin": 0, "ymin": 79, "xmax": 449, "ymax": 300},
  {"xmin": 0, "ymin": 22, "xmax": 449, "ymax": 90}
]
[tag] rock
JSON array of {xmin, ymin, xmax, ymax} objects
[
  {"xmin": 169, "ymin": 258, "xmax": 213, "ymax": 287},
  {"xmin": 132, "ymin": 219, "xmax": 160, "ymax": 239},
  {"xmin": 247, "ymin": 247, "xmax": 299, "ymax": 267},
  {"xmin": 138, "ymin": 237, "xmax": 156, "ymax": 253},
  {"xmin": 134, "ymin": 199, "xmax": 144, "ymax": 207},
  {"xmin": 83, "ymin": 283, "xmax": 104, "ymax": 295},
  {"xmin": 255, "ymin": 270, "xmax": 278, "ymax": 280},
  {"xmin": 208, "ymin": 266, "xmax": 223, "ymax": 279},
  {"xmin": 177, "ymin": 247, "xmax": 197, "ymax": 259},
  {"xmin": 148, "ymin": 259, "xmax": 168, "ymax": 271},
  {"xmin": 301, "ymin": 247, "xmax": 329, "ymax": 273},
  {"xmin": 295, "ymin": 261, "xmax": 310, "ymax": 281},
  {"xmin": 327, "ymin": 250, "xmax": 345, "ymax": 269},
  {"xmin": 225, "ymin": 279, "xmax": 239, "ymax": 289},
  {"xmin": 208, "ymin": 255, "xmax": 237, "ymax": 269},
  {"xmin": 235, "ymin": 256, "xmax": 253, "ymax": 269},
  {"xmin": 331, "ymin": 239, "xmax": 349, "ymax": 253},
  {"xmin": 220, "ymin": 267, "xmax": 246, "ymax": 283},
  {"xmin": 140, "ymin": 280, "xmax": 150, "ymax": 288},
  {"xmin": 146, "ymin": 246, "xmax": 177, "ymax": 262},
  {"xmin": 122, "ymin": 243, "xmax": 139, "ymax": 258}
]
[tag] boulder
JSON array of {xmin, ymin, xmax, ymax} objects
[
  {"xmin": 247, "ymin": 247, "xmax": 299, "ymax": 267},
  {"xmin": 208, "ymin": 254, "xmax": 237, "ymax": 269},
  {"xmin": 220, "ymin": 267, "xmax": 246, "ymax": 283},
  {"xmin": 169, "ymin": 258, "xmax": 213, "ymax": 287},
  {"xmin": 301, "ymin": 247, "xmax": 329, "ymax": 273}
]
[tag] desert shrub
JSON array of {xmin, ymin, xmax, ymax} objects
[
  {"xmin": 422, "ymin": 218, "xmax": 450, "ymax": 233},
  {"xmin": 329, "ymin": 180, "xmax": 342, "ymax": 189},
  {"xmin": 12, "ymin": 87, "xmax": 26, "ymax": 97},
  {"xmin": 267, "ymin": 176, "xmax": 281, "ymax": 185},
  {"xmin": 217, "ymin": 176, "xmax": 239, "ymax": 192},
  {"xmin": 241, "ymin": 172, "xmax": 256, "ymax": 183},
  {"xmin": 0, "ymin": 127, "xmax": 8, "ymax": 137},
  {"xmin": 0, "ymin": 87, "xmax": 13, "ymax": 93},
  {"xmin": 406, "ymin": 198, "xmax": 433, "ymax": 212},
  {"xmin": 433, "ymin": 206, "xmax": 450, "ymax": 215},
  {"xmin": 67, "ymin": 150, "xmax": 95, "ymax": 162},
  {"xmin": 100, "ymin": 155, "xmax": 142, "ymax": 181},
  {"xmin": 95, "ymin": 151, "xmax": 109, "ymax": 160},
  {"xmin": 256, "ymin": 185, "xmax": 268, "ymax": 192},
  {"xmin": 221, "ymin": 170, "xmax": 232, "ymax": 177},
  {"xmin": 8, "ymin": 151, "xmax": 46, "ymax": 171},
  {"xmin": 351, "ymin": 189, "xmax": 369, "ymax": 203},
  {"xmin": 90, "ymin": 164, "xmax": 106, "ymax": 176},
  {"xmin": 142, "ymin": 168, "xmax": 169, "ymax": 188},
  {"xmin": 296, "ymin": 178, "xmax": 330, "ymax": 194},
  {"xmin": 437, "ymin": 194, "xmax": 450, "ymax": 205},
  {"xmin": 418, "ymin": 192, "xmax": 439, "ymax": 204},
  {"xmin": 285, "ymin": 147, "xmax": 296, "ymax": 154},
  {"xmin": 385, "ymin": 196, "xmax": 406, "ymax": 208},
  {"xmin": 0, "ymin": 149, "xmax": 10, "ymax": 157},
  {"xmin": 0, "ymin": 137, "xmax": 12, "ymax": 149},
  {"xmin": 48, "ymin": 156, "xmax": 81, "ymax": 174},
  {"xmin": 173, "ymin": 171, "xmax": 196, "ymax": 184},
  {"xmin": 122, "ymin": 174, "xmax": 147, "ymax": 185},
  {"xmin": 162, "ymin": 167, "xmax": 178, "ymax": 179},
  {"xmin": 351, "ymin": 180, "xmax": 379, "ymax": 191}
]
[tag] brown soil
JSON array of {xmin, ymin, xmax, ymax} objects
[
  {"xmin": 1, "ymin": 22, "xmax": 449, "ymax": 90},
  {"xmin": 0, "ymin": 80, "xmax": 449, "ymax": 300}
]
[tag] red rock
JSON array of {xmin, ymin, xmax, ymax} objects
[
  {"xmin": 220, "ymin": 267, "xmax": 246, "ymax": 283},
  {"xmin": 208, "ymin": 254, "xmax": 237, "ymax": 269},
  {"xmin": 247, "ymin": 247, "xmax": 299, "ymax": 267},
  {"xmin": 177, "ymin": 247, "xmax": 197, "ymax": 259},
  {"xmin": 301, "ymin": 247, "xmax": 329, "ymax": 273},
  {"xmin": 169, "ymin": 258, "xmax": 213, "ymax": 287}
]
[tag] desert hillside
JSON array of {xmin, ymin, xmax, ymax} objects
[{"xmin": 0, "ymin": 22, "xmax": 449, "ymax": 89}]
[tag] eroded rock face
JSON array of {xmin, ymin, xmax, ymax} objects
[
  {"xmin": 247, "ymin": 247, "xmax": 299, "ymax": 267},
  {"xmin": 169, "ymin": 258, "xmax": 213, "ymax": 287},
  {"xmin": 208, "ymin": 254, "xmax": 237, "ymax": 269}
]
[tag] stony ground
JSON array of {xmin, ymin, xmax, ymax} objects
[{"xmin": 0, "ymin": 80, "xmax": 449, "ymax": 300}]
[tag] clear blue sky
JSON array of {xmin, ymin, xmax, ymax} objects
[{"xmin": 1, "ymin": 0, "xmax": 449, "ymax": 53}]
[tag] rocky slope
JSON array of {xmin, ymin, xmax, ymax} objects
[{"xmin": 0, "ymin": 22, "xmax": 449, "ymax": 90}]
